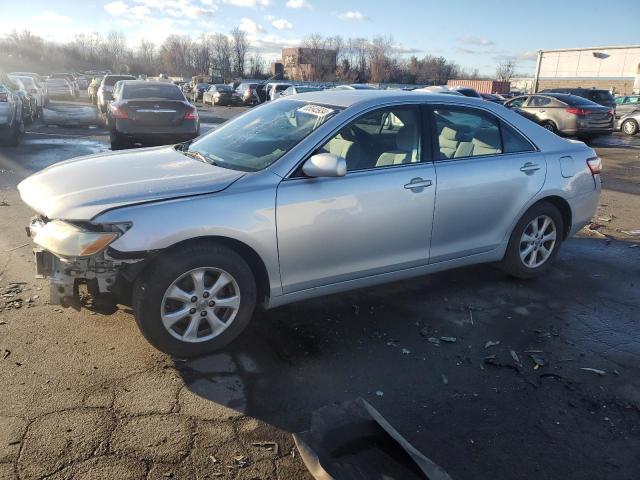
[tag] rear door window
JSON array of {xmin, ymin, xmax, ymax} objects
[
  {"xmin": 528, "ymin": 96, "xmax": 551, "ymax": 107},
  {"xmin": 431, "ymin": 106, "xmax": 535, "ymax": 159}
]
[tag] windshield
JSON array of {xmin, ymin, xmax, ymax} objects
[
  {"xmin": 122, "ymin": 85, "xmax": 184, "ymax": 100},
  {"xmin": 187, "ymin": 99, "xmax": 342, "ymax": 172},
  {"xmin": 11, "ymin": 76, "xmax": 35, "ymax": 88}
]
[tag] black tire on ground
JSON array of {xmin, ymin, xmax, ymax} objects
[
  {"xmin": 109, "ymin": 132, "xmax": 130, "ymax": 150},
  {"xmin": 132, "ymin": 241, "xmax": 257, "ymax": 357},
  {"xmin": 621, "ymin": 119, "xmax": 638, "ymax": 136},
  {"xmin": 500, "ymin": 201, "xmax": 564, "ymax": 280},
  {"xmin": 2, "ymin": 121, "xmax": 22, "ymax": 147},
  {"xmin": 541, "ymin": 121, "xmax": 557, "ymax": 134}
]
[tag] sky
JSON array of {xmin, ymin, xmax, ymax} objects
[{"xmin": 1, "ymin": 0, "xmax": 639, "ymax": 75}]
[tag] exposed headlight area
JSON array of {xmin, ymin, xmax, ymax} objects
[
  {"xmin": 27, "ymin": 218, "xmax": 139, "ymax": 305},
  {"xmin": 32, "ymin": 220, "xmax": 128, "ymax": 258}
]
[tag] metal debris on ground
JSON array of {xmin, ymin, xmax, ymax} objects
[
  {"xmin": 484, "ymin": 340, "xmax": 500, "ymax": 348},
  {"xmin": 529, "ymin": 354, "xmax": 546, "ymax": 369},
  {"xmin": 621, "ymin": 230, "xmax": 640, "ymax": 236},
  {"xmin": 401, "ymin": 348, "xmax": 411, "ymax": 355},
  {"xmin": 510, "ymin": 349, "xmax": 522, "ymax": 366},
  {"xmin": 375, "ymin": 390, "xmax": 384, "ymax": 397},
  {"xmin": 440, "ymin": 336, "xmax": 457, "ymax": 343},
  {"xmin": 294, "ymin": 398, "xmax": 452, "ymax": 480},
  {"xmin": 427, "ymin": 337, "xmax": 441, "ymax": 346},
  {"xmin": 251, "ymin": 441, "xmax": 279, "ymax": 455},
  {"xmin": 233, "ymin": 455, "xmax": 251, "ymax": 468},
  {"xmin": 580, "ymin": 367, "xmax": 607, "ymax": 376},
  {"xmin": 2, "ymin": 349, "xmax": 10, "ymax": 359}
]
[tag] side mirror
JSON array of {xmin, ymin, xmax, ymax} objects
[{"xmin": 302, "ymin": 153, "xmax": 347, "ymax": 178}]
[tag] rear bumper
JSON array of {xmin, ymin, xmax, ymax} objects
[
  {"xmin": 113, "ymin": 121, "xmax": 199, "ymax": 144},
  {"xmin": 568, "ymin": 179, "xmax": 601, "ymax": 237}
]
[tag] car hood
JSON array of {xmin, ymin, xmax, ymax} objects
[{"xmin": 18, "ymin": 146, "xmax": 245, "ymax": 220}]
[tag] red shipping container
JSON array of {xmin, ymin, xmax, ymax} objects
[{"xmin": 446, "ymin": 79, "xmax": 510, "ymax": 94}]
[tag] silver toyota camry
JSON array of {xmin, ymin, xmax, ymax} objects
[{"xmin": 18, "ymin": 90, "xmax": 602, "ymax": 356}]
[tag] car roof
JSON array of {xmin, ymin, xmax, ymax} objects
[
  {"xmin": 119, "ymin": 80, "xmax": 180, "ymax": 87},
  {"xmin": 289, "ymin": 89, "xmax": 491, "ymax": 108}
]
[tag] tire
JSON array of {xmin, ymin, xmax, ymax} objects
[
  {"xmin": 500, "ymin": 201, "xmax": 564, "ymax": 279},
  {"xmin": 541, "ymin": 121, "xmax": 557, "ymax": 134},
  {"xmin": 132, "ymin": 242, "xmax": 257, "ymax": 357},
  {"xmin": 109, "ymin": 132, "xmax": 130, "ymax": 150},
  {"xmin": 621, "ymin": 119, "xmax": 638, "ymax": 136},
  {"xmin": 3, "ymin": 120, "xmax": 22, "ymax": 147}
]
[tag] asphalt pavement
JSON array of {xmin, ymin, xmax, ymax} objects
[{"xmin": 0, "ymin": 100, "xmax": 639, "ymax": 480}]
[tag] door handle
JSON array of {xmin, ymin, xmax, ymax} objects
[
  {"xmin": 520, "ymin": 162, "xmax": 540, "ymax": 173},
  {"xmin": 404, "ymin": 177, "xmax": 433, "ymax": 190}
]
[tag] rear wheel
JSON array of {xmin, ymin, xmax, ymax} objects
[
  {"xmin": 501, "ymin": 202, "xmax": 564, "ymax": 279},
  {"xmin": 132, "ymin": 242, "xmax": 257, "ymax": 357},
  {"xmin": 541, "ymin": 121, "xmax": 557, "ymax": 134},
  {"xmin": 110, "ymin": 131, "xmax": 130, "ymax": 150},
  {"xmin": 621, "ymin": 119, "xmax": 638, "ymax": 136}
]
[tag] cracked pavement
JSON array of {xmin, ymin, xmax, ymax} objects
[{"xmin": 1, "ymin": 102, "xmax": 639, "ymax": 479}]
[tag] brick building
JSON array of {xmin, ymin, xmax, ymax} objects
[
  {"xmin": 278, "ymin": 47, "xmax": 337, "ymax": 81},
  {"xmin": 533, "ymin": 45, "xmax": 640, "ymax": 95}
]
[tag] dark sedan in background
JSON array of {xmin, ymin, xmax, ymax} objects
[
  {"xmin": 541, "ymin": 88, "xmax": 615, "ymax": 109},
  {"xmin": 504, "ymin": 93, "xmax": 613, "ymax": 139},
  {"xmin": 107, "ymin": 81, "xmax": 200, "ymax": 150},
  {"xmin": 202, "ymin": 84, "xmax": 240, "ymax": 106}
]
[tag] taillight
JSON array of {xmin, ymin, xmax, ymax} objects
[
  {"xmin": 184, "ymin": 108, "xmax": 197, "ymax": 120},
  {"xmin": 565, "ymin": 107, "xmax": 591, "ymax": 116},
  {"xmin": 110, "ymin": 105, "xmax": 128, "ymax": 119},
  {"xmin": 586, "ymin": 156, "xmax": 602, "ymax": 175},
  {"xmin": 0, "ymin": 93, "xmax": 7, "ymax": 102}
]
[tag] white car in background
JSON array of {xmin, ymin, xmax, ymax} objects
[
  {"xmin": 414, "ymin": 86, "xmax": 464, "ymax": 95},
  {"xmin": 9, "ymin": 75, "xmax": 44, "ymax": 113}
]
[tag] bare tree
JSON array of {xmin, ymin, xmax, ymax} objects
[
  {"xmin": 496, "ymin": 58, "xmax": 517, "ymax": 82},
  {"xmin": 230, "ymin": 27, "xmax": 248, "ymax": 77},
  {"xmin": 210, "ymin": 33, "xmax": 232, "ymax": 81}
]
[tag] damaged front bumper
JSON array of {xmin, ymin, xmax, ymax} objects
[{"xmin": 27, "ymin": 216, "xmax": 145, "ymax": 305}]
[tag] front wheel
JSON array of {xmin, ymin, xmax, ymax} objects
[
  {"xmin": 501, "ymin": 202, "xmax": 564, "ymax": 279},
  {"xmin": 132, "ymin": 242, "xmax": 257, "ymax": 357},
  {"xmin": 621, "ymin": 119, "xmax": 638, "ymax": 136}
]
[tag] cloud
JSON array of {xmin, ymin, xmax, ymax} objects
[
  {"xmin": 38, "ymin": 10, "xmax": 73, "ymax": 23},
  {"xmin": 457, "ymin": 35, "xmax": 495, "ymax": 46},
  {"xmin": 223, "ymin": 0, "xmax": 271, "ymax": 7},
  {"xmin": 239, "ymin": 17, "xmax": 264, "ymax": 34},
  {"xmin": 337, "ymin": 10, "xmax": 369, "ymax": 21},
  {"xmin": 392, "ymin": 44, "xmax": 422, "ymax": 55},
  {"xmin": 286, "ymin": 0, "xmax": 311, "ymax": 8},
  {"xmin": 518, "ymin": 51, "xmax": 539, "ymax": 62},
  {"xmin": 271, "ymin": 18, "xmax": 293, "ymax": 30},
  {"xmin": 104, "ymin": 0, "xmax": 129, "ymax": 16}
]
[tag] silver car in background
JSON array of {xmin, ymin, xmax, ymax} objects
[
  {"xmin": 45, "ymin": 78, "xmax": 74, "ymax": 100},
  {"xmin": 18, "ymin": 91, "xmax": 601, "ymax": 356},
  {"xmin": 505, "ymin": 93, "xmax": 613, "ymax": 139}
]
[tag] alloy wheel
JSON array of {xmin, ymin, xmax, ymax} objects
[
  {"xmin": 519, "ymin": 215, "xmax": 557, "ymax": 268},
  {"xmin": 622, "ymin": 120, "xmax": 637, "ymax": 135},
  {"xmin": 160, "ymin": 267, "xmax": 241, "ymax": 343}
]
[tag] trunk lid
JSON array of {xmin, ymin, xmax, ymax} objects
[{"xmin": 123, "ymin": 100, "xmax": 190, "ymax": 126}]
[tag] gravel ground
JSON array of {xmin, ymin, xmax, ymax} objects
[{"xmin": 0, "ymin": 101, "xmax": 639, "ymax": 480}]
